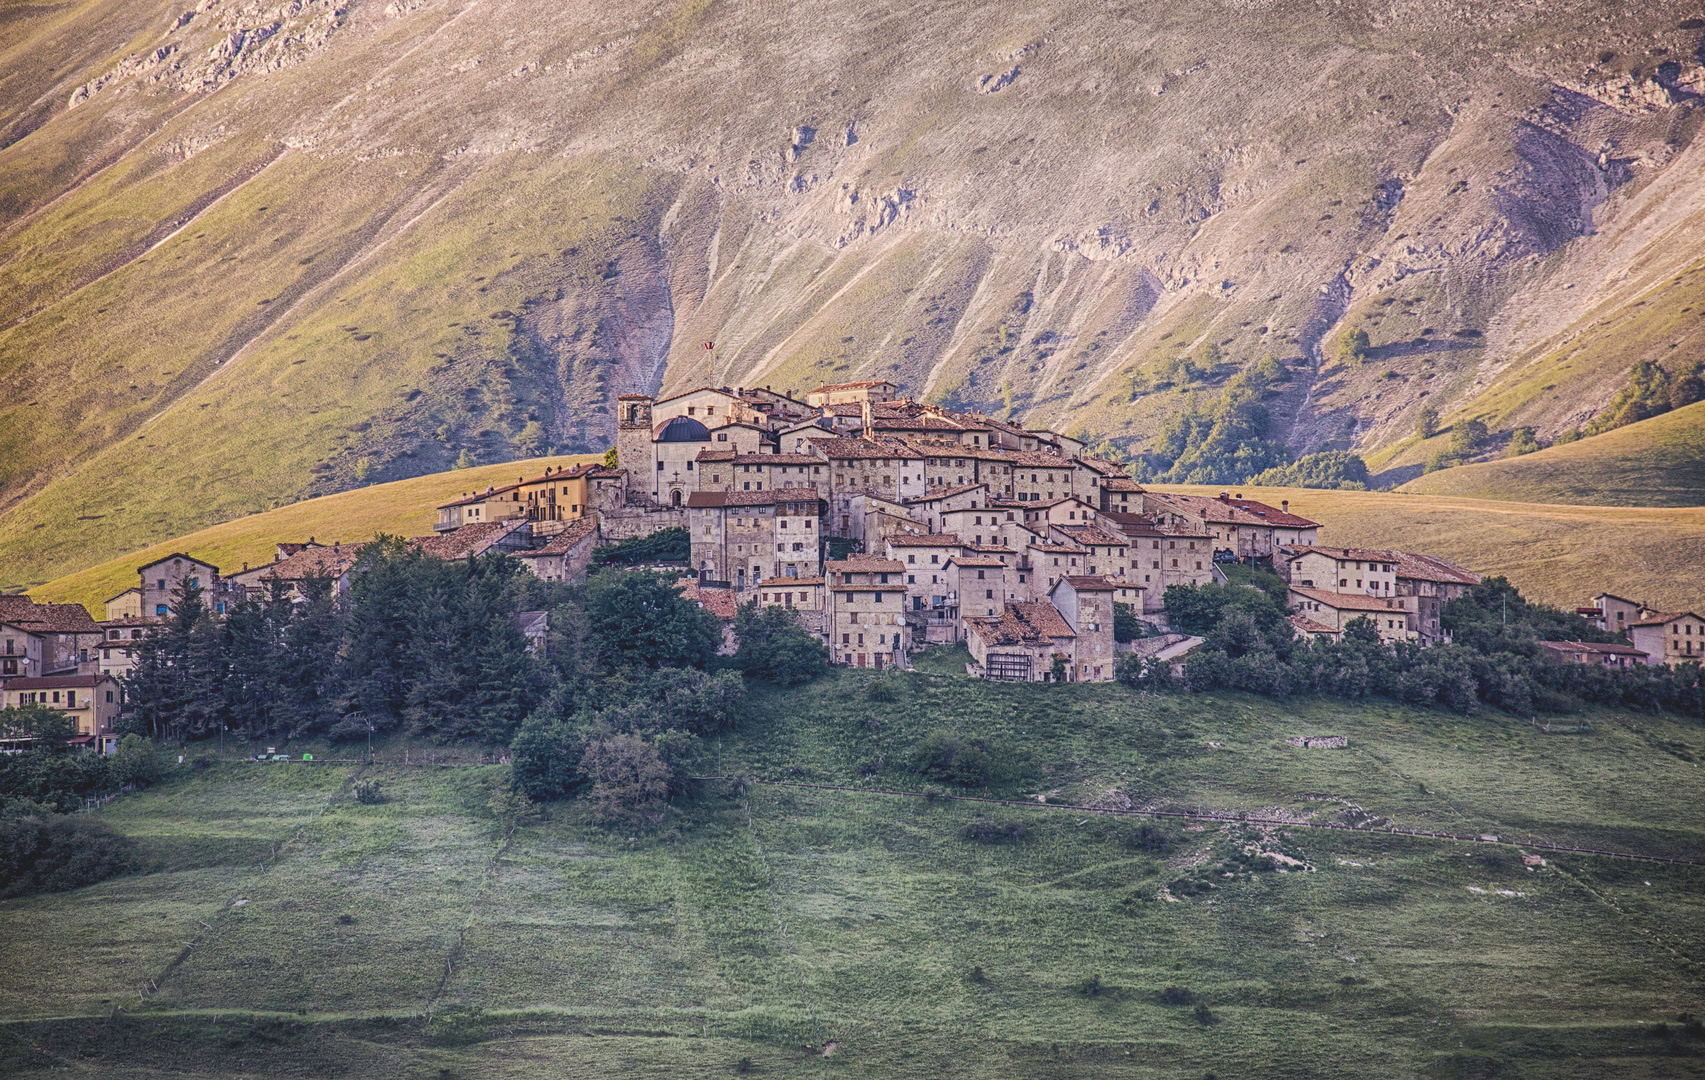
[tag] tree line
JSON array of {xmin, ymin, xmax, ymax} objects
[
  {"xmin": 1121, "ymin": 576, "xmax": 1705, "ymax": 719},
  {"xmin": 118, "ymin": 537, "xmax": 829, "ymax": 823}
]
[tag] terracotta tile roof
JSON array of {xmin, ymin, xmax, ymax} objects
[
  {"xmin": 811, "ymin": 380, "xmax": 899, "ymax": 392},
  {"xmin": 136, "ymin": 551, "xmax": 219, "ymax": 574},
  {"xmin": 1281, "ymin": 544, "xmax": 1403, "ymax": 563},
  {"xmin": 232, "ymin": 545, "xmax": 361, "ymax": 584},
  {"xmin": 949, "ymin": 556, "xmax": 1009, "ymax": 568},
  {"xmin": 0, "ymin": 599, "xmax": 102, "ymax": 635},
  {"xmin": 885, "ymin": 533, "xmax": 963, "ymax": 547},
  {"xmin": 695, "ymin": 449, "xmax": 738, "ymax": 462},
  {"xmin": 686, "ymin": 490, "xmax": 820, "ymax": 508},
  {"xmin": 675, "ymin": 580, "xmax": 738, "ymax": 620},
  {"xmin": 518, "ymin": 516, "xmax": 600, "ymax": 556},
  {"xmin": 759, "ymin": 576, "xmax": 824, "ymax": 587},
  {"xmin": 1005, "ymin": 450, "xmax": 1078, "ymax": 468},
  {"xmin": 1052, "ymin": 524, "xmax": 1128, "ymax": 547},
  {"xmin": 807, "ymin": 437, "xmax": 915, "ymax": 460},
  {"xmin": 409, "ymin": 519, "xmax": 529, "ymax": 560},
  {"xmin": 1103, "ymin": 477, "xmax": 1146, "ymax": 492},
  {"xmin": 1146, "ymin": 492, "xmax": 1320, "ymax": 528},
  {"xmin": 826, "ymin": 556, "xmax": 906, "ymax": 574},
  {"xmin": 1289, "ymin": 613, "xmax": 1340, "ymax": 635},
  {"xmin": 1392, "ymin": 551, "xmax": 1481, "ymax": 586},
  {"xmin": 1060, "ymin": 575, "xmax": 1118, "ymax": 590},
  {"xmin": 1074, "ymin": 456, "xmax": 1130, "ymax": 477},
  {"xmin": 1538, "ymin": 639, "xmax": 1648, "ymax": 656},
  {"xmin": 1287, "ymin": 586, "xmax": 1405, "ymax": 612},
  {"xmin": 1629, "ymin": 610, "xmax": 1703, "ymax": 627},
  {"xmin": 1028, "ymin": 539, "xmax": 1088, "ymax": 554},
  {"xmin": 966, "ymin": 601, "xmax": 1076, "ymax": 645},
  {"xmin": 586, "ymin": 465, "xmax": 625, "ymax": 479},
  {"xmin": 438, "ymin": 482, "xmax": 523, "ymax": 509}
]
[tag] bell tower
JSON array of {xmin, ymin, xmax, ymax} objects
[{"xmin": 616, "ymin": 394, "xmax": 654, "ymax": 486}]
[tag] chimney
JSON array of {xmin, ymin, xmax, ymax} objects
[
  {"xmin": 1282, "ymin": 500, "xmax": 1289, "ymax": 514},
  {"xmin": 309, "ymin": 536, "xmax": 315, "ymax": 544}
]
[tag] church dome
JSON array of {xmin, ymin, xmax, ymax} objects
[{"xmin": 656, "ymin": 415, "xmax": 712, "ymax": 442}]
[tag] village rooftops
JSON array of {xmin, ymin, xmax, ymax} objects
[
  {"xmin": 137, "ymin": 551, "xmax": 218, "ymax": 574},
  {"xmin": 1102, "ymin": 477, "xmax": 1146, "ymax": 493},
  {"xmin": 1289, "ymin": 613, "xmax": 1340, "ymax": 636},
  {"xmin": 1097, "ymin": 511, "xmax": 1211, "ymax": 538},
  {"xmin": 810, "ymin": 380, "xmax": 900, "ymax": 393},
  {"xmin": 1061, "ymin": 575, "xmax": 1118, "ymax": 590},
  {"xmin": 99, "ymin": 616, "xmax": 161, "ymax": 630},
  {"xmin": 1280, "ymin": 544, "xmax": 1402, "ymax": 563},
  {"xmin": 805, "ymin": 436, "xmax": 915, "ymax": 460},
  {"xmin": 1288, "ymin": 586, "xmax": 1406, "ymax": 612},
  {"xmin": 948, "ymin": 555, "xmax": 1009, "ymax": 568},
  {"xmin": 516, "ymin": 516, "xmax": 600, "ymax": 557},
  {"xmin": 685, "ymin": 490, "xmax": 821, "ymax": 508},
  {"xmin": 233, "ymin": 544, "xmax": 361, "ymax": 584},
  {"xmin": 695, "ymin": 449, "xmax": 737, "ymax": 463},
  {"xmin": 0, "ymin": 598, "xmax": 101, "ymax": 635},
  {"xmin": 409, "ymin": 519, "xmax": 530, "ymax": 560},
  {"xmin": 676, "ymin": 579, "xmax": 739, "ymax": 620},
  {"xmin": 965, "ymin": 601, "xmax": 1077, "ymax": 645},
  {"xmin": 1052, "ymin": 524, "xmax": 1128, "ymax": 546},
  {"xmin": 1391, "ymin": 551, "xmax": 1481, "ymax": 586},
  {"xmin": 826, "ymin": 556, "xmax": 906, "ymax": 575},
  {"xmin": 903, "ymin": 483, "xmax": 989, "ymax": 504},
  {"xmin": 885, "ymin": 533, "xmax": 964, "ymax": 547},
  {"xmin": 729, "ymin": 452, "xmax": 821, "ymax": 465},
  {"xmin": 437, "ymin": 481, "xmax": 523, "ymax": 510},
  {"xmin": 1073, "ymin": 456, "xmax": 1131, "ymax": 477},
  {"xmin": 1629, "ymin": 610, "xmax": 1705, "ymax": 627},
  {"xmin": 1000, "ymin": 449, "xmax": 1079, "ymax": 467},
  {"xmin": 758, "ymin": 575, "xmax": 825, "ymax": 587},
  {"xmin": 1147, "ymin": 491, "xmax": 1320, "ymax": 528}
]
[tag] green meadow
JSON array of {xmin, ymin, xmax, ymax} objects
[{"xmin": 3, "ymin": 668, "xmax": 1703, "ymax": 1078}]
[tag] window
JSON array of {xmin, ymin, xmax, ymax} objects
[
  {"xmin": 106, "ymin": 690, "xmax": 114, "ymax": 703},
  {"xmin": 156, "ymin": 605, "xmax": 168, "ymax": 616},
  {"xmin": 657, "ymin": 461, "xmax": 664, "ymax": 471}
]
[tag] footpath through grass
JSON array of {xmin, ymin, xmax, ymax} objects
[{"xmin": 2, "ymin": 672, "xmax": 1703, "ymax": 1078}]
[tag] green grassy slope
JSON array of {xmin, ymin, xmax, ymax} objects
[
  {"xmin": 2, "ymin": 673, "xmax": 1702, "ymax": 1077},
  {"xmin": 1394, "ymin": 401, "xmax": 1705, "ymax": 506},
  {"xmin": 19, "ymin": 453, "xmax": 596, "ymax": 611}
]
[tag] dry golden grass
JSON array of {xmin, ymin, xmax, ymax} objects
[
  {"xmin": 1155, "ymin": 484, "xmax": 1705, "ymax": 613},
  {"xmin": 26, "ymin": 454, "xmax": 596, "ymax": 616}
]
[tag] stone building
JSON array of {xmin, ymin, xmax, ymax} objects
[{"xmin": 824, "ymin": 556, "xmax": 910, "ymax": 668}]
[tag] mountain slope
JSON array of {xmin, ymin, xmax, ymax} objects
[{"xmin": 3, "ymin": 0, "xmax": 1705, "ymax": 587}]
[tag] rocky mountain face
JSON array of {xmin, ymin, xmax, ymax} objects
[{"xmin": 2, "ymin": 0, "xmax": 1704, "ymax": 584}]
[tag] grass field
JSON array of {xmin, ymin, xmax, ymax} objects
[
  {"xmin": 3, "ymin": 671, "xmax": 1703, "ymax": 1077},
  {"xmin": 1396, "ymin": 402, "xmax": 1705, "ymax": 507},
  {"xmin": 1155, "ymin": 484, "xmax": 1705, "ymax": 615},
  {"xmin": 15, "ymin": 453, "xmax": 595, "ymax": 613}
]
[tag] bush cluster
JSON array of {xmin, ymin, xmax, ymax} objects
[{"xmin": 0, "ymin": 814, "xmax": 138, "ymax": 899}]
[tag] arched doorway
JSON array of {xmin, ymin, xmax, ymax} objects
[{"xmin": 671, "ymin": 489, "xmax": 682, "ymax": 507}]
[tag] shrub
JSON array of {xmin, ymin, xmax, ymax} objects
[
  {"xmin": 1449, "ymin": 418, "xmax": 1488, "ymax": 457},
  {"xmin": 352, "ymin": 779, "xmax": 385, "ymax": 805},
  {"xmin": 1247, "ymin": 450, "xmax": 1370, "ymax": 490},
  {"xmin": 508, "ymin": 715, "xmax": 588, "ymax": 801},
  {"xmin": 910, "ymin": 731, "xmax": 992, "ymax": 787},
  {"xmin": 108, "ymin": 735, "xmax": 162, "ymax": 789},
  {"xmin": 1415, "ymin": 404, "xmax": 1439, "ymax": 439},
  {"xmin": 1114, "ymin": 602, "xmax": 1145, "ymax": 643},
  {"xmin": 0, "ymin": 814, "xmax": 138, "ymax": 899},
  {"xmin": 592, "ymin": 527, "xmax": 690, "ymax": 566},
  {"xmin": 1333, "ymin": 327, "xmax": 1371, "ymax": 366},
  {"xmin": 581, "ymin": 733, "xmax": 673, "ymax": 825},
  {"xmin": 1160, "ymin": 986, "xmax": 1196, "ymax": 1005},
  {"xmin": 1194, "ymin": 1000, "xmax": 1217, "ymax": 1025},
  {"xmin": 1507, "ymin": 427, "xmax": 1542, "ymax": 457},
  {"xmin": 866, "ymin": 677, "xmax": 900, "ymax": 703}
]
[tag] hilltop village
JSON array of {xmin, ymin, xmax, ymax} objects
[{"xmin": 6, "ymin": 380, "xmax": 1702, "ymax": 751}]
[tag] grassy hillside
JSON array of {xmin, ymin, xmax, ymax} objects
[
  {"xmin": 18, "ymin": 453, "xmax": 596, "ymax": 613},
  {"xmin": 2, "ymin": 672, "xmax": 1702, "ymax": 1077},
  {"xmin": 1394, "ymin": 401, "xmax": 1705, "ymax": 507},
  {"xmin": 1156, "ymin": 484, "xmax": 1705, "ymax": 614}
]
